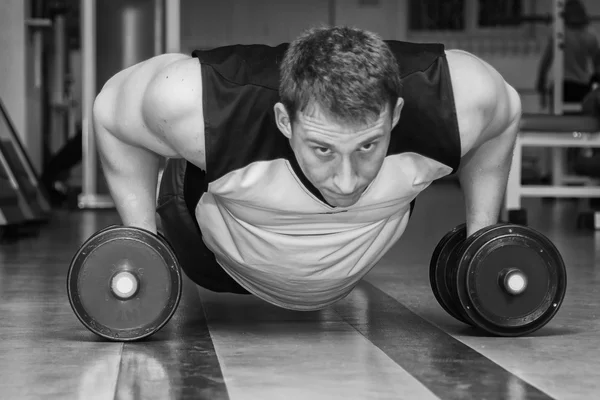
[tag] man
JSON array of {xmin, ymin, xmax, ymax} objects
[
  {"xmin": 92, "ymin": 27, "xmax": 522, "ymax": 310},
  {"xmin": 536, "ymin": 0, "xmax": 600, "ymax": 108},
  {"xmin": 573, "ymin": 71, "xmax": 600, "ymax": 178}
]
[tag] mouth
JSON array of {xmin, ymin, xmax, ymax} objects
[
  {"xmin": 331, "ymin": 186, "xmax": 366, "ymax": 197},
  {"xmin": 325, "ymin": 190, "xmax": 361, "ymax": 201}
]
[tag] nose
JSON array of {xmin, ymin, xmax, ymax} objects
[{"xmin": 332, "ymin": 157, "xmax": 358, "ymax": 195}]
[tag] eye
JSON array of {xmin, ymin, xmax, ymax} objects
[
  {"xmin": 314, "ymin": 147, "xmax": 332, "ymax": 156},
  {"xmin": 361, "ymin": 142, "xmax": 377, "ymax": 152}
]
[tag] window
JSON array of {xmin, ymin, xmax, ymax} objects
[
  {"xmin": 409, "ymin": 0, "xmax": 525, "ymax": 32},
  {"xmin": 409, "ymin": 0, "xmax": 465, "ymax": 31},
  {"xmin": 478, "ymin": 0, "xmax": 522, "ymax": 28}
]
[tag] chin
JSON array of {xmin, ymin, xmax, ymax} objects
[{"xmin": 326, "ymin": 196, "xmax": 359, "ymax": 208}]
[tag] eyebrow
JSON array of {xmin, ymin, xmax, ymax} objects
[{"xmin": 306, "ymin": 132, "xmax": 385, "ymax": 147}]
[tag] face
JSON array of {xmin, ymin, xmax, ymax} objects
[{"xmin": 275, "ymin": 100, "xmax": 403, "ymax": 207}]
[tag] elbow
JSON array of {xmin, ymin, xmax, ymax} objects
[
  {"xmin": 92, "ymin": 89, "xmax": 120, "ymax": 165},
  {"xmin": 92, "ymin": 88, "xmax": 115, "ymax": 136},
  {"xmin": 506, "ymin": 84, "xmax": 522, "ymax": 127}
]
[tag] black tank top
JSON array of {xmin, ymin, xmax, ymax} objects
[
  {"xmin": 189, "ymin": 41, "xmax": 461, "ymax": 192},
  {"xmin": 179, "ymin": 41, "xmax": 462, "ymax": 310}
]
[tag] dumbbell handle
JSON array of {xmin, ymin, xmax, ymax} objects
[
  {"xmin": 110, "ymin": 271, "xmax": 140, "ymax": 300},
  {"xmin": 500, "ymin": 268, "xmax": 528, "ymax": 295}
]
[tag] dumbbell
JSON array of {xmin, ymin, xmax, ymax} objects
[
  {"xmin": 67, "ymin": 225, "xmax": 182, "ymax": 341},
  {"xmin": 429, "ymin": 223, "xmax": 567, "ymax": 336}
]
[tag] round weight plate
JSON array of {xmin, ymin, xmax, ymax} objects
[
  {"xmin": 455, "ymin": 224, "xmax": 567, "ymax": 337},
  {"xmin": 429, "ymin": 224, "xmax": 472, "ymax": 325},
  {"xmin": 67, "ymin": 226, "xmax": 182, "ymax": 341}
]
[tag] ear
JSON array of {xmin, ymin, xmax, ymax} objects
[
  {"xmin": 274, "ymin": 103, "xmax": 293, "ymax": 139},
  {"xmin": 391, "ymin": 97, "xmax": 404, "ymax": 129}
]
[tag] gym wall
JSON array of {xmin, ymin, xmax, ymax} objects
[
  {"xmin": 177, "ymin": 0, "xmax": 600, "ymax": 115},
  {"xmin": 4, "ymin": 0, "xmax": 600, "ymax": 175},
  {"xmin": 0, "ymin": 0, "xmax": 44, "ymax": 174}
]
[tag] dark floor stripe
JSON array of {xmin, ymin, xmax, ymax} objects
[
  {"xmin": 334, "ymin": 281, "xmax": 555, "ymax": 400},
  {"xmin": 118, "ymin": 275, "xmax": 229, "ymax": 400}
]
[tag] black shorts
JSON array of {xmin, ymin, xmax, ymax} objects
[
  {"xmin": 156, "ymin": 159, "xmax": 417, "ymax": 294},
  {"xmin": 156, "ymin": 159, "xmax": 250, "ymax": 294}
]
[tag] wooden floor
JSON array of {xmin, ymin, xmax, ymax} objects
[{"xmin": 1, "ymin": 181, "xmax": 599, "ymax": 400}]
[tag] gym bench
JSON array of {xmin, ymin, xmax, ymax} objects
[{"xmin": 505, "ymin": 113, "xmax": 600, "ymax": 225}]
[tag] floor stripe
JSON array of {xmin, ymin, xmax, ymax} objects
[
  {"xmin": 196, "ymin": 288, "xmax": 441, "ymax": 400},
  {"xmin": 119, "ymin": 276, "xmax": 230, "ymax": 400},
  {"xmin": 334, "ymin": 281, "xmax": 555, "ymax": 400}
]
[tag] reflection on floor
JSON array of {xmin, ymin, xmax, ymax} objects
[{"xmin": 1, "ymin": 181, "xmax": 598, "ymax": 399}]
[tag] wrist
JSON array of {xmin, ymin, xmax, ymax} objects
[
  {"xmin": 466, "ymin": 217, "xmax": 499, "ymax": 237},
  {"xmin": 119, "ymin": 213, "xmax": 157, "ymax": 234}
]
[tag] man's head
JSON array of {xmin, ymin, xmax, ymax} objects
[
  {"xmin": 274, "ymin": 26, "xmax": 403, "ymax": 207},
  {"xmin": 564, "ymin": 0, "xmax": 589, "ymax": 29}
]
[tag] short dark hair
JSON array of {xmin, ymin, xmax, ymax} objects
[
  {"xmin": 564, "ymin": 0, "xmax": 589, "ymax": 29},
  {"xmin": 279, "ymin": 26, "xmax": 402, "ymax": 126}
]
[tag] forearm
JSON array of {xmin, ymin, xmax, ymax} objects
[
  {"xmin": 95, "ymin": 123, "xmax": 161, "ymax": 233},
  {"xmin": 458, "ymin": 119, "xmax": 519, "ymax": 237}
]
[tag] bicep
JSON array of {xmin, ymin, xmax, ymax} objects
[
  {"xmin": 470, "ymin": 81, "xmax": 520, "ymax": 163},
  {"xmin": 142, "ymin": 58, "xmax": 207, "ymax": 169},
  {"xmin": 456, "ymin": 82, "xmax": 520, "ymax": 177},
  {"xmin": 487, "ymin": 81, "xmax": 522, "ymax": 139},
  {"xmin": 470, "ymin": 52, "xmax": 521, "ymax": 144},
  {"xmin": 447, "ymin": 50, "xmax": 521, "ymax": 155}
]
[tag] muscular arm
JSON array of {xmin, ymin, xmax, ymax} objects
[
  {"xmin": 448, "ymin": 50, "xmax": 522, "ymax": 237},
  {"xmin": 94, "ymin": 120, "xmax": 163, "ymax": 232},
  {"xmin": 93, "ymin": 54, "xmax": 205, "ymax": 233},
  {"xmin": 458, "ymin": 105, "xmax": 520, "ymax": 237}
]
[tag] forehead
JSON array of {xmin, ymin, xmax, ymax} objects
[{"xmin": 295, "ymin": 104, "xmax": 390, "ymax": 140}]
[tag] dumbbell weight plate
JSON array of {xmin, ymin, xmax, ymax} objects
[
  {"xmin": 67, "ymin": 226, "xmax": 182, "ymax": 341},
  {"xmin": 455, "ymin": 224, "xmax": 567, "ymax": 337},
  {"xmin": 429, "ymin": 224, "xmax": 472, "ymax": 325}
]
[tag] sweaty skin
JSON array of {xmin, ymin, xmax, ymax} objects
[{"xmin": 93, "ymin": 49, "xmax": 521, "ymax": 236}]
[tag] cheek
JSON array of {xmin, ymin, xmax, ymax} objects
[
  {"xmin": 290, "ymin": 141, "xmax": 329, "ymax": 183},
  {"xmin": 357, "ymin": 151, "xmax": 386, "ymax": 180},
  {"xmin": 298, "ymin": 152, "xmax": 331, "ymax": 184}
]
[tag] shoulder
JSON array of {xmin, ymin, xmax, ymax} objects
[
  {"xmin": 93, "ymin": 53, "xmax": 208, "ymax": 167},
  {"xmin": 584, "ymin": 26, "xmax": 598, "ymax": 38},
  {"xmin": 584, "ymin": 27, "xmax": 600, "ymax": 47},
  {"xmin": 143, "ymin": 55, "xmax": 203, "ymax": 122},
  {"xmin": 445, "ymin": 49, "xmax": 521, "ymax": 156}
]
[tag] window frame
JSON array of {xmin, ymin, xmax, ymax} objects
[{"xmin": 407, "ymin": 0, "xmax": 537, "ymax": 41}]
